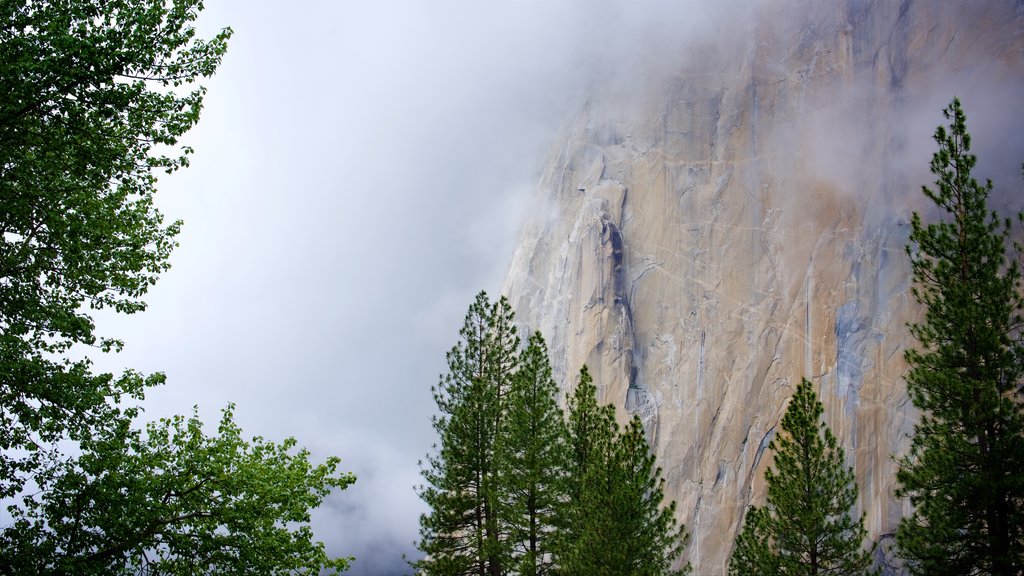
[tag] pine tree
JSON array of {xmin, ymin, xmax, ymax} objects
[
  {"xmin": 554, "ymin": 366, "xmax": 618, "ymax": 576},
  {"xmin": 497, "ymin": 332, "xmax": 567, "ymax": 576},
  {"xmin": 729, "ymin": 506, "xmax": 775, "ymax": 575},
  {"xmin": 610, "ymin": 417, "xmax": 690, "ymax": 575},
  {"xmin": 896, "ymin": 98, "xmax": 1024, "ymax": 575},
  {"xmin": 556, "ymin": 367, "xmax": 689, "ymax": 576},
  {"xmin": 729, "ymin": 378, "xmax": 874, "ymax": 576},
  {"xmin": 417, "ymin": 291, "xmax": 520, "ymax": 576}
]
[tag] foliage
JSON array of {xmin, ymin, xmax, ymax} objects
[
  {"xmin": 551, "ymin": 365, "xmax": 616, "ymax": 575},
  {"xmin": 607, "ymin": 417, "xmax": 690, "ymax": 575},
  {"xmin": 496, "ymin": 332, "xmax": 567, "ymax": 576},
  {"xmin": 0, "ymin": 0, "xmax": 231, "ymax": 498},
  {"xmin": 729, "ymin": 506, "xmax": 775, "ymax": 575},
  {"xmin": 896, "ymin": 98, "xmax": 1024, "ymax": 575},
  {"xmin": 729, "ymin": 378, "xmax": 873, "ymax": 576},
  {"xmin": 0, "ymin": 1, "xmax": 354, "ymax": 572},
  {"xmin": 555, "ymin": 367, "xmax": 689, "ymax": 576},
  {"xmin": 416, "ymin": 291, "xmax": 520, "ymax": 576},
  {"xmin": 3, "ymin": 405, "xmax": 355, "ymax": 575},
  {"xmin": 418, "ymin": 303, "xmax": 690, "ymax": 575}
]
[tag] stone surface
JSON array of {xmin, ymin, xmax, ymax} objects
[{"xmin": 501, "ymin": 1, "xmax": 1024, "ymax": 573}]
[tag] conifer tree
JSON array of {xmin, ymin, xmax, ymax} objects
[
  {"xmin": 553, "ymin": 366, "xmax": 617, "ymax": 575},
  {"xmin": 729, "ymin": 378, "xmax": 873, "ymax": 576},
  {"xmin": 896, "ymin": 98, "xmax": 1024, "ymax": 575},
  {"xmin": 497, "ymin": 332, "xmax": 567, "ymax": 576},
  {"xmin": 417, "ymin": 291, "xmax": 520, "ymax": 576},
  {"xmin": 609, "ymin": 417, "xmax": 690, "ymax": 575},
  {"xmin": 556, "ymin": 367, "xmax": 689, "ymax": 576}
]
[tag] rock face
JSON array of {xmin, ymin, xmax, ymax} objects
[{"xmin": 501, "ymin": 1, "xmax": 1024, "ymax": 573}]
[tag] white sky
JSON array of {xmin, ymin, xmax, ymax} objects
[{"xmin": 87, "ymin": 1, "xmax": 723, "ymax": 573}]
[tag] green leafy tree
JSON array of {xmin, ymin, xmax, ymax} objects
[
  {"xmin": 0, "ymin": 2, "xmax": 354, "ymax": 572},
  {"xmin": 556, "ymin": 367, "xmax": 689, "ymax": 576},
  {"xmin": 417, "ymin": 291, "xmax": 520, "ymax": 576},
  {"xmin": 3, "ymin": 405, "xmax": 355, "ymax": 575},
  {"xmin": 896, "ymin": 98, "xmax": 1024, "ymax": 575},
  {"xmin": 496, "ymin": 332, "xmax": 567, "ymax": 576},
  {"xmin": 729, "ymin": 378, "xmax": 873, "ymax": 576},
  {"xmin": 0, "ymin": 0, "xmax": 231, "ymax": 499}
]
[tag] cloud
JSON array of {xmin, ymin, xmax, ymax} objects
[
  {"xmin": 91, "ymin": 0, "xmax": 753, "ymax": 569},
  {"xmin": 83, "ymin": 0, "xmax": 1024, "ymax": 573}
]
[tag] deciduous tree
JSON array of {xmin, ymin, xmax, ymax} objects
[
  {"xmin": 4, "ymin": 405, "xmax": 354, "ymax": 575},
  {"xmin": 0, "ymin": 2, "xmax": 354, "ymax": 572},
  {"xmin": 0, "ymin": 0, "xmax": 231, "ymax": 499},
  {"xmin": 896, "ymin": 97, "xmax": 1024, "ymax": 575}
]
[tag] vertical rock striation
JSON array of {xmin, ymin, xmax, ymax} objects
[{"xmin": 501, "ymin": 1, "xmax": 1024, "ymax": 573}]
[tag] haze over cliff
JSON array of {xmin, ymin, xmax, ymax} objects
[{"xmin": 501, "ymin": 1, "xmax": 1024, "ymax": 573}]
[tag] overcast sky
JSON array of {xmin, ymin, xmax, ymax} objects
[
  {"xmin": 84, "ymin": 1, "xmax": 729, "ymax": 574},
  {"xmin": 84, "ymin": 1, "xmax": 1024, "ymax": 574}
]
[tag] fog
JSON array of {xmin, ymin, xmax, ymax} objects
[{"xmin": 85, "ymin": 1, "xmax": 1024, "ymax": 574}]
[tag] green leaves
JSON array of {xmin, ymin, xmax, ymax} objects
[
  {"xmin": 0, "ymin": 0, "xmax": 233, "ymax": 340},
  {"xmin": 897, "ymin": 98, "xmax": 1024, "ymax": 575},
  {"xmin": 729, "ymin": 379, "xmax": 873, "ymax": 576},
  {"xmin": 0, "ymin": 0, "xmax": 231, "ymax": 497},
  {"xmin": 1, "ymin": 3, "xmax": 353, "ymax": 573},
  {"xmin": 4, "ymin": 404, "xmax": 354, "ymax": 575}
]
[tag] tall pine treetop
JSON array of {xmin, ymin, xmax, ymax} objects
[
  {"xmin": 897, "ymin": 98, "xmax": 1024, "ymax": 575},
  {"xmin": 730, "ymin": 378, "xmax": 873, "ymax": 576},
  {"xmin": 417, "ymin": 290, "xmax": 520, "ymax": 576},
  {"xmin": 498, "ymin": 331, "xmax": 567, "ymax": 576}
]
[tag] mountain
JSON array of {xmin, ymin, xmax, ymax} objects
[{"xmin": 500, "ymin": 1, "xmax": 1024, "ymax": 572}]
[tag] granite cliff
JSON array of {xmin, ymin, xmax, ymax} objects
[{"xmin": 501, "ymin": 1, "xmax": 1024, "ymax": 572}]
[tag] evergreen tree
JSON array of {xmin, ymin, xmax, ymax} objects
[
  {"xmin": 417, "ymin": 291, "xmax": 520, "ymax": 576},
  {"xmin": 553, "ymin": 366, "xmax": 618, "ymax": 576},
  {"xmin": 556, "ymin": 367, "xmax": 689, "ymax": 576},
  {"xmin": 497, "ymin": 332, "xmax": 567, "ymax": 576},
  {"xmin": 896, "ymin": 98, "xmax": 1024, "ymax": 575},
  {"xmin": 729, "ymin": 506, "xmax": 775, "ymax": 575},
  {"xmin": 609, "ymin": 417, "xmax": 690, "ymax": 575},
  {"xmin": 729, "ymin": 378, "xmax": 873, "ymax": 576}
]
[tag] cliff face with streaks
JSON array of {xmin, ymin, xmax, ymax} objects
[{"xmin": 501, "ymin": 1, "xmax": 1024, "ymax": 572}]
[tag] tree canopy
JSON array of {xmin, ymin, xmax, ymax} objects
[
  {"xmin": 729, "ymin": 378, "xmax": 873, "ymax": 576},
  {"xmin": 4, "ymin": 405, "xmax": 355, "ymax": 574},
  {"xmin": 417, "ymin": 296, "xmax": 689, "ymax": 575},
  {"xmin": 896, "ymin": 97, "xmax": 1024, "ymax": 575},
  {"xmin": 416, "ymin": 291, "xmax": 520, "ymax": 575},
  {"xmin": 0, "ymin": 2, "xmax": 354, "ymax": 573},
  {"xmin": 497, "ymin": 332, "xmax": 567, "ymax": 576},
  {"xmin": 0, "ymin": 0, "xmax": 232, "ymax": 499},
  {"xmin": 555, "ymin": 366, "xmax": 689, "ymax": 576}
]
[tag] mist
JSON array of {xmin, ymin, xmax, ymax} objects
[{"xmin": 82, "ymin": 1, "xmax": 1024, "ymax": 574}]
